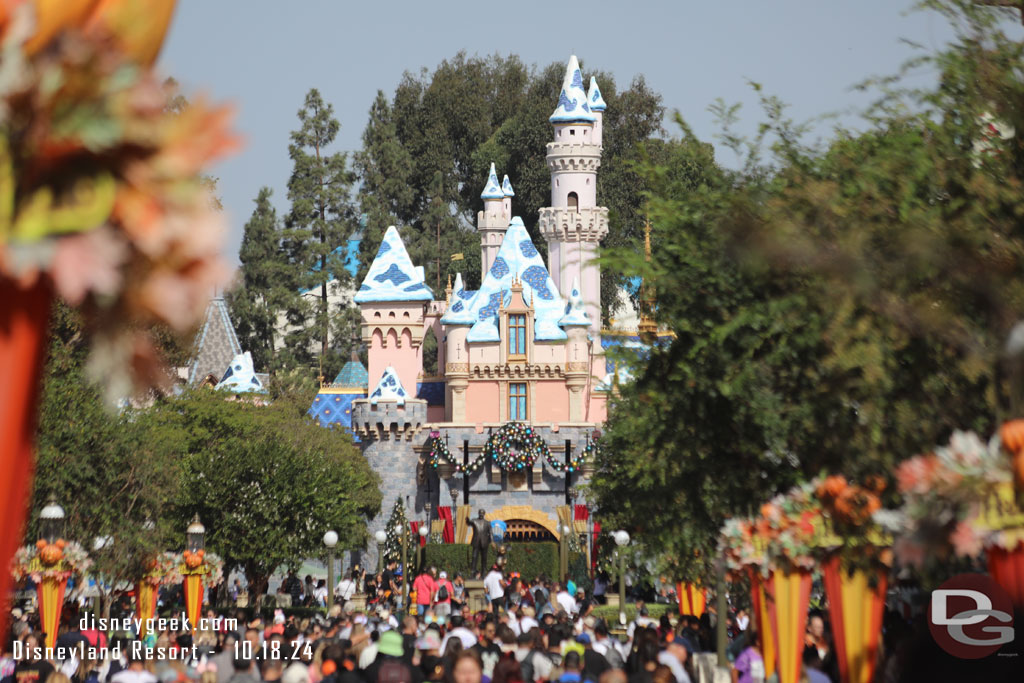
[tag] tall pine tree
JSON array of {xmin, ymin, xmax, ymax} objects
[
  {"xmin": 284, "ymin": 89, "xmax": 357, "ymax": 366},
  {"xmin": 228, "ymin": 187, "xmax": 289, "ymax": 372}
]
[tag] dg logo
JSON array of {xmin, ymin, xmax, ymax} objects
[{"xmin": 928, "ymin": 573, "xmax": 1015, "ymax": 659}]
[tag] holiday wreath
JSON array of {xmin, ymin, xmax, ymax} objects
[{"xmin": 428, "ymin": 423, "xmax": 595, "ymax": 473}]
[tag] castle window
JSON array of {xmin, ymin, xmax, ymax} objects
[
  {"xmin": 567, "ymin": 192, "xmax": 578, "ymax": 210},
  {"xmin": 509, "ymin": 314, "xmax": 526, "ymax": 357},
  {"xmin": 509, "ymin": 383, "xmax": 528, "ymax": 421},
  {"xmin": 570, "ymin": 129, "xmax": 576, "ymax": 136}
]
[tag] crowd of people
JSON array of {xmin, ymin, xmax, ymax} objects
[{"xmin": 1, "ymin": 562, "xmax": 872, "ymax": 683}]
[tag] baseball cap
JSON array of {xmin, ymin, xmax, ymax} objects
[
  {"xmin": 670, "ymin": 635, "xmax": 694, "ymax": 652},
  {"xmin": 576, "ymin": 633, "xmax": 591, "ymax": 645},
  {"xmin": 439, "ymin": 571, "xmax": 447, "ymax": 579},
  {"xmin": 378, "ymin": 630, "xmax": 404, "ymax": 657}
]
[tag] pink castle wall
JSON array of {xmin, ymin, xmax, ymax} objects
[
  {"xmin": 465, "ymin": 381, "xmax": 500, "ymax": 424},
  {"xmin": 534, "ymin": 381, "xmax": 570, "ymax": 423}
]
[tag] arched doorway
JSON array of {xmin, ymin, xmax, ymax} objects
[{"xmin": 503, "ymin": 520, "xmax": 557, "ymax": 542}]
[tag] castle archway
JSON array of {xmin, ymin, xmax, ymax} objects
[{"xmin": 485, "ymin": 506, "xmax": 561, "ymax": 540}]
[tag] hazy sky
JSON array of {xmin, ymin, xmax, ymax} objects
[{"xmin": 156, "ymin": 1, "xmax": 1020, "ymax": 261}]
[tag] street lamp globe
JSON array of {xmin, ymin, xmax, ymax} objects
[
  {"xmin": 186, "ymin": 514, "xmax": 206, "ymax": 552},
  {"xmin": 39, "ymin": 495, "xmax": 65, "ymax": 543},
  {"xmin": 418, "ymin": 524, "xmax": 429, "ymax": 538},
  {"xmin": 374, "ymin": 530, "xmax": 388, "ymax": 544},
  {"xmin": 613, "ymin": 530, "xmax": 630, "ymax": 547},
  {"xmin": 323, "ymin": 530, "xmax": 338, "ymax": 548}
]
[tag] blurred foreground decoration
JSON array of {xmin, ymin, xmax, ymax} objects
[{"xmin": 0, "ymin": 0, "xmax": 238, "ymax": 643}]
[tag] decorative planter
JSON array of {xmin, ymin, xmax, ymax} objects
[
  {"xmin": 676, "ymin": 581, "xmax": 706, "ymax": 616},
  {"xmin": 37, "ymin": 575, "xmax": 68, "ymax": 649},
  {"xmin": 136, "ymin": 581, "xmax": 159, "ymax": 638},
  {"xmin": 0, "ymin": 279, "xmax": 53, "ymax": 644},
  {"xmin": 764, "ymin": 569, "xmax": 812, "ymax": 683},
  {"xmin": 822, "ymin": 557, "xmax": 887, "ymax": 683},
  {"xmin": 988, "ymin": 541, "xmax": 1024, "ymax": 608},
  {"xmin": 749, "ymin": 571, "xmax": 777, "ymax": 680}
]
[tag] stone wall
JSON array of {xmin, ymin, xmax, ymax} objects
[{"xmin": 350, "ymin": 414, "xmax": 597, "ymax": 572}]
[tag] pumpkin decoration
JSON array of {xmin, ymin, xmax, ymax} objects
[
  {"xmin": 183, "ymin": 549, "xmax": 202, "ymax": 569},
  {"xmin": 999, "ymin": 419, "xmax": 1024, "ymax": 454},
  {"xmin": 39, "ymin": 543, "xmax": 63, "ymax": 565},
  {"xmin": 35, "ymin": 539, "xmax": 46, "ymax": 550},
  {"xmin": 55, "ymin": 539, "xmax": 65, "ymax": 549}
]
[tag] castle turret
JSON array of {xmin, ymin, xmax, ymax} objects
[
  {"xmin": 478, "ymin": 162, "xmax": 510, "ymax": 280},
  {"xmin": 354, "ymin": 226, "xmax": 434, "ymax": 394},
  {"xmin": 440, "ymin": 272, "xmax": 473, "ymax": 421},
  {"xmin": 558, "ymin": 276, "xmax": 592, "ymax": 421},
  {"xmin": 539, "ymin": 56, "xmax": 608, "ymax": 343},
  {"xmin": 587, "ymin": 76, "xmax": 607, "ymax": 147}
]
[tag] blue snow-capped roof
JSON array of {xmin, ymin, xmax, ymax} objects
[
  {"xmin": 550, "ymin": 55, "xmax": 595, "ymax": 124},
  {"xmin": 440, "ymin": 272, "xmax": 477, "ymax": 325},
  {"xmin": 215, "ymin": 351, "xmax": 266, "ymax": 394},
  {"xmin": 587, "ymin": 76, "xmax": 607, "ymax": 112},
  {"xmin": 297, "ymin": 233, "xmax": 362, "ymax": 295},
  {"xmin": 354, "ymin": 225, "xmax": 434, "ymax": 303},
  {"xmin": 457, "ymin": 217, "xmax": 567, "ymax": 342},
  {"xmin": 502, "ymin": 175, "xmax": 515, "ymax": 197},
  {"xmin": 558, "ymin": 276, "xmax": 591, "ymax": 327},
  {"xmin": 480, "ymin": 162, "xmax": 504, "ymax": 200},
  {"xmin": 369, "ymin": 366, "xmax": 408, "ymax": 405},
  {"xmin": 333, "ymin": 358, "xmax": 368, "ymax": 388}
]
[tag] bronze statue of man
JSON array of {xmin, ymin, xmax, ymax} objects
[{"xmin": 468, "ymin": 509, "xmax": 491, "ymax": 577}]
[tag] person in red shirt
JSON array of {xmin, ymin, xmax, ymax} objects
[
  {"xmin": 412, "ymin": 566, "xmax": 437, "ymax": 616},
  {"xmin": 434, "ymin": 570, "xmax": 454, "ymax": 619}
]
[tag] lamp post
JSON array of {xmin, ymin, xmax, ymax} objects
[
  {"xmin": 183, "ymin": 515, "xmax": 206, "ymax": 634},
  {"xmin": 374, "ymin": 529, "xmax": 387, "ymax": 575},
  {"xmin": 418, "ymin": 523, "xmax": 429, "ymax": 574},
  {"xmin": 613, "ymin": 530, "xmax": 630, "ymax": 625},
  {"xmin": 36, "ymin": 497, "xmax": 66, "ymax": 649},
  {"xmin": 323, "ymin": 530, "xmax": 338, "ymax": 611},
  {"xmin": 559, "ymin": 523, "xmax": 572, "ymax": 583},
  {"xmin": 399, "ymin": 522, "xmax": 409, "ymax": 616}
]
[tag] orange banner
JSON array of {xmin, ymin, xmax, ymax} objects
[
  {"xmin": 136, "ymin": 582, "xmax": 158, "ymax": 638},
  {"xmin": 676, "ymin": 582, "xmax": 706, "ymax": 616},
  {"xmin": 183, "ymin": 574, "xmax": 203, "ymax": 633},
  {"xmin": 765, "ymin": 569, "xmax": 812, "ymax": 683},
  {"xmin": 37, "ymin": 576, "xmax": 68, "ymax": 649},
  {"xmin": 822, "ymin": 557, "xmax": 887, "ymax": 683}
]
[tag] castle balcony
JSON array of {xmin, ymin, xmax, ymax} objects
[
  {"xmin": 545, "ymin": 142, "xmax": 602, "ymax": 173},
  {"xmin": 538, "ymin": 206, "xmax": 609, "ymax": 243},
  {"xmin": 351, "ymin": 398, "xmax": 428, "ymax": 441}
]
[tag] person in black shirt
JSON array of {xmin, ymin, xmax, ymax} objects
[{"xmin": 11, "ymin": 633, "xmax": 53, "ymax": 683}]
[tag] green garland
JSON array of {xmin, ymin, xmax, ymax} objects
[{"xmin": 428, "ymin": 424, "xmax": 598, "ymax": 474}]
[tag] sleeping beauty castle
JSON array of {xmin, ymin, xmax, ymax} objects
[{"xmin": 308, "ymin": 56, "xmax": 660, "ymax": 566}]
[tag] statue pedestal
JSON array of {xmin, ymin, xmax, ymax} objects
[
  {"xmin": 464, "ymin": 579, "xmax": 489, "ymax": 613},
  {"xmin": 346, "ymin": 592, "xmax": 367, "ymax": 612}
]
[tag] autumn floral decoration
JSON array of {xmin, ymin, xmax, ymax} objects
[
  {"xmin": 11, "ymin": 538, "xmax": 91, "ymax": 583},
  {"xmin": 885, "ymin": 430, "xmax": 1011, "ymax": 570},
  {"xmin": 0, "ymin": 2, "xmax": 239, "ymax": 402}
]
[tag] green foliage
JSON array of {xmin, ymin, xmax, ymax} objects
[
  {"xmin": 32, "ymin": 305, "xmax": 182, "ymax": 614},
  {"xmin": 421, "ymin": 543, "xmax": 560, "ymax": 581},
  {"xmin": 591, "ymin": 1, "xmax": 1024, "ymax": 583},
  {"xmin": 128, "ymin": 388, "xmax": 380, "ymax": 600},
  {"xmin": 591, "ymin": 604, "xmax": 673, "ymax": 622},
  {"xmin": 383, "ymin": 499, "xmax": 409, "ymax": 566}
]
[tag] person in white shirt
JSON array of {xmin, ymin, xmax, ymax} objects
[
  {"xmin": 336, "ymin": 569, "xmax": 361, "ymax": 603},
  {"xmin": 554, "ymin": 583, "xmax": 577, "ymax": 616},
  {"xmin": 657, "ymin": 636, "xmax": 692, "ymax": 683},
  {"xmin": 518, "ymin": 606, "xmax": 539, "ymax": 634},
  {"xmin": 439, "ymin": 615, "xmax": 479, "ymax": 653},
  {"xmin": 483, "ymin": 566, "xmax": 505, "ymax": 615}
]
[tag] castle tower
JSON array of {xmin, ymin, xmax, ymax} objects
[
  {"xmin": 538, "ymin": 56, "xmax": 609, "ymax": 343},
  {"xmin": 440, "ymin": 272, "xmax": 473, "ymax": 422},
  {"xmin": 558, "ymin": 276, "xmax": 592, "ymax": 421},
  {"xmin": 354, "ymin": 226, "xmax": 435, "ymax": 394},
  {"xmin": 478, "ymin": 162, "xmax": 510, "ymax": 280}
]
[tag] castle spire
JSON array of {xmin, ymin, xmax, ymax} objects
[
  {"xmin": 502, "ymin": 175, "xmax": 515, "ymax": 197},
  {"xmin": 587, "ymin": 76, "xmax": 607, "ymax": 111},
  {"xmin": 480, "ymin": 162, "xmax": 504, "ymax": 200},
  {"xmin": 550, "ymin": 55, "xmax": 595, "ymax": 124}
]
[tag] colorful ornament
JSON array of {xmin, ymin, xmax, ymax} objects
[{"xmin": 428, "ymin": 424, "xmax": 597, "ymax": 474}]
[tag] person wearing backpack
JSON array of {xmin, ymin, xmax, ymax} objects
[{"xmin": 434, "ymin": 571, "xmax": 454, "ymax": 619}]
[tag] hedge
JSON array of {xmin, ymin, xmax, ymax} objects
[
  {"xmin": 422, "ymin": 543, "xmax": 561, "ymax": 581},
  {"xmin": 591, "ymin": 603, "xmax": 675, "ymax": 622}
]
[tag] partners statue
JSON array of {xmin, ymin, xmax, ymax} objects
[{"xmin": 468, "ymin": 509, "xmax": 491, "ymax": 577}]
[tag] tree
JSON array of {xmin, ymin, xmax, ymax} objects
[
  {"xmin": 591, "ymin": 1, "xmax": 1024, "ymax": 581},
  {"xmin": 134, "ymin": 388, "xmax": 381, "ymax": 604},
  {"xmin": 228, "ymin": 187, "xmax": 289, "ymax": 372},
  {"xmin": 383, "ymin": 498, "xmax": 408, "ymax": 566},
  {"xmin": 31, "ymin": 304, "xmax": 180, "ymax": 618},
  {"xmin": 284, "ymin": 89, "xmax": 358, "ymax": 365}
]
